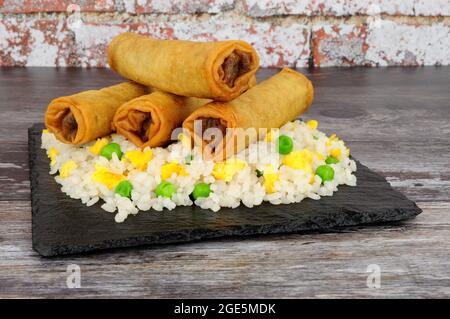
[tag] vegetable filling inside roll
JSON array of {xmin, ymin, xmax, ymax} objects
[
  {"xmin": 61, "ymin": 110, "xmax": 78, "ymax": 142},
  {"xmin": 221, "ymin": 50, "xmax": 252, "ymax": 87}
]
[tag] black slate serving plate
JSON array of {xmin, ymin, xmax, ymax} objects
[{"xmin": 29, "ymin": 124, "xmax": 422, "ymax": 257}]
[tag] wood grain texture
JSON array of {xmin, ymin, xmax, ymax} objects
[{"xmin": 0, "ymin": 67, "xmax": 449, "ymax": 298}]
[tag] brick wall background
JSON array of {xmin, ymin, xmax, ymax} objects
[{"xmin": 0, "ymin": 0, "xmax": 449, "ymax": 68}]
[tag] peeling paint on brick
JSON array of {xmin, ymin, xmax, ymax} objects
[
  {"xmin": 0, "ymin": 16, "xmax": 75, "ymax": 66},
  {"xmin": 164, "ymin": 15, "xmax": 310, "ymax": 67},
  {"xmin": 71, "ymin": 22, "xmax": 129, "ymax": 67},
  {"xmin": 0, "ymin": 0, "xmax": 115, "ymax": 13},
  {"xmin": 134, "ymin": 0, "xmax": 235, "ymax": 14},
  {"xmin": 365, "ymin": 19, "xmax": 450, "ymax": 66},
  {"xmin": 312, "ymin": 23, "xmax": 368, "ymax": 67},
  {"xmin": 243, "ymin": 0, "xmax": 450, "ymax": 17},
  {"xmin": 61, "ymin": 13, "xmax": 310, "ymax": 67},
  {"xmin": 0, "ymin": 1, "xmax": 449, "ymax": 68}
]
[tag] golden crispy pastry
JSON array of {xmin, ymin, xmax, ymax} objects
[
  {"xmin": 113, "ymin": 91, "xmax": 209, "ymax": 148},
  {"xmin": 183, "ymin": 68, "xmax": 314, "ymax": 160},
  {"xmin": 107, "ymin": 32, "xmax": 260, "ymax": 101},
  {"xmin": 45, "ymin": 82, "xmax": 148, "ymax": 145}
]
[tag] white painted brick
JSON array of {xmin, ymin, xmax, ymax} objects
[
  {"xmin": 71, "ymin": 22, "xmax": 129, "ymax": 67},
  {"xmin": 312, "ymin": 23, "xmax": 368, "ymax": 67},
  {"xmin": 243, "ymin": 0, "xmax": 449, "ymax": 16},
  {"xmin": 168, "ymin": 15, "xmax": 310, "ymax": 67},
  {"xmin": 134, "ymin": 0, "xmax": 235, "ymax": 14},
  {"xmin": 244, "ymin": 0, "xmax": 347, "ymax": 16},
  {"xmin": 128, "ymin": 14, "xmax": 310, "ymax": 67},
  {"xmin": 0, "ymin": 16, "xmax": 73, "ymax": 67},
  {"xmin": 414, "ymin": 0, "xmax": 450, "ymax": 16},
  {"xmin": 365, "ymin": 20, "xmax": 450, "ymax": 65}
]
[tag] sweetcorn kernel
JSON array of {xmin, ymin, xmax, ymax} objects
[
  {"xmin": 125, "ymin": 150, "xmax": 153, "ymax": 171},
  {"xmin": 161, "ymin": 162, "xmax": 188, "ymax": 180},
  {"xmin": 306, "ymin": 119, "xmax": 318, "ymax": 130},
  {"xmin": 59, "ymin": 160, "xmax": 77, "ymax": 178},
  {"xmin": 330, "ymin": 148, "xmax": 341, "ymax": 159},
  {"xmin": 90, "ymin": 138, "xmax": 109, "ymax": 155},
  {"xmin": 48, "ymin": 147, "xmax": 59, "ymax": 166}
]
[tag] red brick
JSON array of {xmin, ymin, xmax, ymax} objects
[
  {"xmin": 311, "ymin": 20, "xmax": 450, "ymax": 67},
  {"xmin": 312, "ymin": 24, "xmax": 368, "ymax": 67},
  {"xmin": 0, "ymin": 0, "xmax": 115, "ymax": 14}
]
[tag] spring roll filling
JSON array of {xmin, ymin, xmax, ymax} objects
[
  {"xmin": 130, "ymin": 111, "xmax": 152, "ymax": 142},
  {"xmin": 199, "ymin": 117, "xmax": 228, "ymax": 151},
  {"xmin": 61, "ymin": 110, "xmax": 78, "ymax": 142},
  {"xmin": 221, "ymin": 50, "xmax": 252, "ymax": 87}
]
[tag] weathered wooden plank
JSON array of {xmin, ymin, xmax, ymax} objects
[
  {"xmin": 0, "ymin": 67, "xmax": 449, "ymax": 143},
  {"xmin": 0, "ymin": 200, "xmax": 448, "ymax": 298},
  {"xmin": 0, "ymin": 66, "xmax": 449, "ymax": 298}
]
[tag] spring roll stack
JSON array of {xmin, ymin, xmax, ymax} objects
[
  {"xmin": 44, "ymin": 32, "xmax": 314, "ymax": 160},
  {"xmin": 45, "ymin": 82, "xmax": 148, "ymax": 145}
]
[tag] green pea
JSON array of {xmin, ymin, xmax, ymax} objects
[
  {"xmin": 115, "ymin": 180, "xmax": 133, "ymax": 198},
  {"xmin": 255, "ymin": 169, "xmax": 264, "ymax": 178},
  {"xmin": 325, "ymin": 156, "xmax": 339, "ymax": 164},
  {"xmin": 192, "ymin": 182, "xmax": 212, "ymax": 200},
  {"xmin": 185, "ymin": 154, "xmax": 194, "ymax": 165},
  {"xmin": 100, "ymin": 142, "xmax": 123, "ymax": 160},
  {"xmin": 155, "ymin": 181, "xmax": 176, "ymax": 198},
  {"xmin": 316, "ymin": 165, "xmax": 335, "ymax": 182},
  {"xmin": 277, "ymin": 135, "xmax": 294, "ymax": 155}
]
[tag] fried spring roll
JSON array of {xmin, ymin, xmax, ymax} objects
[
  {"xmin": 113, "ymin": 91, "xmax": 210, "ymax": 148},
  {"xmin": 182, "ymin": 68, "xmax": 314, "ymax": 160},
  {"xmin": 45, "ymin": 82, "xmax": 148, "ymax": 145},
  {"xmin": 107, "ymin": 32, "xmax": 260, "ymax": 101}
]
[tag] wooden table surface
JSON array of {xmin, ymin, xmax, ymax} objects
[{"xmin": 0, "ymin": 67, "xmax": 449, "ymax": 298}]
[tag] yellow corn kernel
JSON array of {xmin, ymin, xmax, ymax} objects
[
  {"xmin": 92, "ymin": 165, "xmax": 125, "ymax": 189},
  {"xmin": 282, "ymin": 149, "xmax": 313, "ymax": 173},
  {"xmin": 125, "ymin": 150, "xmax": 153, "ymax": 171},
  {"xmin": 42, "ymin": 129, "xmax": 49, "ymax": 134},
  {"xmin": 306, "ymin": 119, "xmax": 318, "ymax": 130},
  {"xmin": 59, "ymin": 160, "xmax": 77, "ymax": 178},
  {"xmin": 263, "ymin": 164, "xmax": 279, "ymax": 194},
  {"xmin": 161, "ymin": 162, "xmax": 188, "ymax": 180},
  {"xmin": 48, "ymin": 147, "xmax": 59, "ymax": 166},
  {"xmin": 212, "ymin": 158, "xmax": 247, "ymax": 182},
  {"xmin": 89, "ymin": 138, "xmax": 109, "ymax": 155},
  {"xmin": 330, "ymin": 148, "xmax": 341, "ymax": 159}
]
